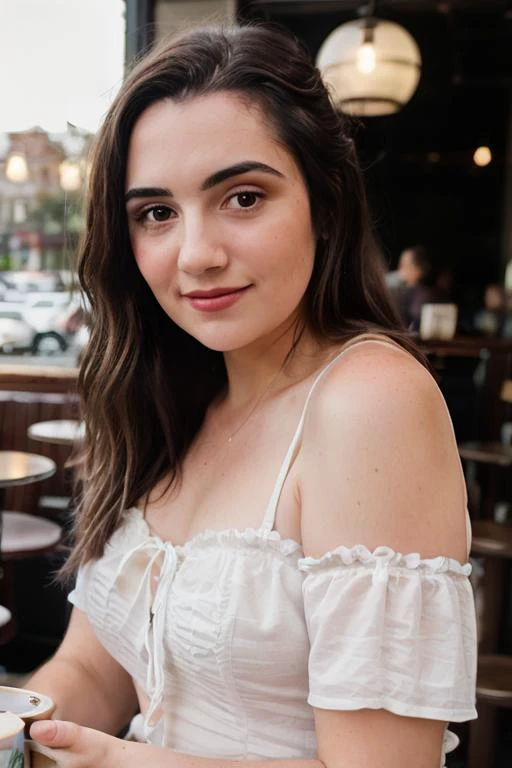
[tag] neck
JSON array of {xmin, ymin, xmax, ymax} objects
[{"xmin": 221, "ymin": 319, "xmax": 328, "ymax": 411}]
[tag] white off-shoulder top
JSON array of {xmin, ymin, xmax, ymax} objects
[{"xmin": 69, "ymin": 336, "xmax": 477, "ymax": 767}]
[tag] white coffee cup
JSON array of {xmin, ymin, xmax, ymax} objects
[
  {"xmin": 420, "ymin": 303, "xmax": 458, "ymax": 340},
  {"xmin": 0, "ymin": 687, "xmax": 55, "ymax": 767},
  {"xmin": 0, "ymin": 711, "xmax": 28, "ymax": 767}
]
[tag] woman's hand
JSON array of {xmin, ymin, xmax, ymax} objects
[{"xmin": 29, "ymin": 720, "xmax": 133, "ymax": 768}]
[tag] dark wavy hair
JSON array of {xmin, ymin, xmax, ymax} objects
[{"xmin": 65, "ymin": 22, "xmax": 425, "ymax": 572}]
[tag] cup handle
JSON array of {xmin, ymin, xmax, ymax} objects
[{"xmin": 26, "ymin": 739, "xmax": 58, "ymax": 767}]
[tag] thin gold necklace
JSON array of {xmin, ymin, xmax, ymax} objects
[{"xmin": 226, "ymin": 366, "xmax": 284, "ymax": 443}]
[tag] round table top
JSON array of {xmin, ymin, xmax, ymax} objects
[
  {"xmin": 0, "ymin": 451, "xmax": 56, "ymax": 488},
  {"xmin": 28, "ymin": 419, "xmax": 84, "ymax": 446},
  {"xmin": 0, "ymin": 604, "xmax": 11, "ymax": 628}
]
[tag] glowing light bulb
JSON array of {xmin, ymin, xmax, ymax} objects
[
  {"xmin": 356, "ymin": 42, "xmax": 377, "ymax": 74},
  {"xmin": 473, "ymin": 146, "xmax": 492, "ymax": 167},
  {"xmin": 5, "ymin": 153, "xmax": 29, "ymax": 182},
  {"xmin": 59, "ymin": 160, "xmax": 81, "ymax": 191}
]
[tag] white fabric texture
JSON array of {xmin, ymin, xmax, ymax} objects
[
  {"xmin": 300, "ymin": 546, "xmax": 476, "ymax": 720},
  {"xmin": 68, "ymin": 335, "xmax": 477, "ymax": 766}
]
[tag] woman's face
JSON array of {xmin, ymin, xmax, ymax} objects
[{"xmin": 125, "ymin": 92, "xmax": 316, "ymax": 353}]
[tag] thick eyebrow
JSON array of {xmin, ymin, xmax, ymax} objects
[
  {"xmin": 125, "ymin": 186, "xmax": 170, "ymax": 204},
  {"xmin": 200, "ymin": 161, "xmax": 284, "ymax": 191},
  {"xmin": 125, "ymin": 161, "xmax": 284, "ymax": 203}
]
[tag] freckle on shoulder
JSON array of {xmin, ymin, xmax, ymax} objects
[
  {"xmin": 303, "ymin": 342, "xmax": 433, "ymax": 447},
  {"xmin": 318, "ymin": 341, "xmax": 430, "ymax": 402}
]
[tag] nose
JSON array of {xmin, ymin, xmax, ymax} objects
[{"xmin": 177, "ymin": 217, "xmax": 228, "ymax": 276}]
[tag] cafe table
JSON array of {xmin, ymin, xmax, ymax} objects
[
  {"xmin": 0, "ymin": 605, "xmax": 10, "ymax": 628},
  {"xmin": 27, "ymin": 419, "xmax": 84, "ymax": 447},
  {"xmin": 0, "ymin": 450, "xmax": 58, "ymax": 548},
  {"xmin": 0, "ymin": 452, "xmax": 56, "ymax": 492},
  {"xmin": 0, "ymin": 451, "xmax": 56, "ymax": 517},
  {"xmin": 0, "ymin": 452, "xmax": 58, "ymax": 618}
]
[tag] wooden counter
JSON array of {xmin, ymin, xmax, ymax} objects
[
  {"xmin": 418, "ymin": 336, "xmax": 512, "ymax": 442},
  {"xmin": 419, "ymin": 336, "xmax": 512, "ymax": 359},
  {"xmin": 0, "ymin": 365, "xmax": 78, "ymax": 395}
]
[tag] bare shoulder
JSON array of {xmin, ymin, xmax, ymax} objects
[
  {"xmin": 315, "ymin": 338, "xmax": 432, "ymax": 412},
  {"xmin": 305, "ymin": 339, "xmax": 444, "ymax": 444},
  {"xmin": 299, "ymin": 339, "xmax": 468, "ymax": 562}
]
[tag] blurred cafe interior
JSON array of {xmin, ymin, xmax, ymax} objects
[{"xmin": 0, "ymin": 0, "xmax": 511, "ymax": 766}]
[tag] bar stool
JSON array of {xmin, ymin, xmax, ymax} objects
[
  {"xmin": 0, "ymin": 452, "xmax": 60, "ymax": 638},
  {"xmin": 459, "ymin": 379, "xmax": 512, "ymax": 518},
  {"xmin": 28, "ymin": 419, "xmax": 83, "ymax": 520},
  {"xmin": 27, "ymin": 419, "xmax": 84, "ymax": 447},
  {"xmin": 467, "ymin": 520, "xmax": 512, "ymax": 768},
  {"xmin": 1, "ymin": 511, "xmax": 61, "ymax": 557},
  {"xmin": 460, "ymin": 380, "xmax": 512, "ymax": 763}
]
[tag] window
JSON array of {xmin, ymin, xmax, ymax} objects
[{"xmin": 0, "ymin": 0, "xmax": 125, "ymax": 366}]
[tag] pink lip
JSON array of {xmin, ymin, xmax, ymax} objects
[{"xmin": 184, "ymin": 285, "xmax": 250, "ymax": 312}]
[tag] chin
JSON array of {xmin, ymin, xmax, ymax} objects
[
  {"xmin": 193, "ymin": 334, "xmax": 257, "ymax": 354},
  {"xmin": 185, "ymin": 324, "xmax": 273, "ymax": 354}
]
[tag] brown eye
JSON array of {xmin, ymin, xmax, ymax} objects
[
  {"xmin": 235, "ymin": 192, "xmax": 258, "ymax": 208},
  {"xmin": 149, "ymin": 206, "xmax": 171, "ymax": 221}
]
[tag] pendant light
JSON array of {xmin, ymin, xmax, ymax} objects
[{"xmin": 316, "ymin": 3, "xmax": 421, "ymax": 116}]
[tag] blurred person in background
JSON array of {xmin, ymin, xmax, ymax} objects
[
  {"xmin": 386, "ymin": 245, "xmax": 441, "ymax": 331},
  {"xmin": 473, "ymin": 283, "xmax": 512, "ymax": 338}
]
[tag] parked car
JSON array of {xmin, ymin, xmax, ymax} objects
[
  {"xmin": 0, "ymin": 309, "xmax": 34, "ymax": 354},
  {"xmin": 0, "ymin": 282, "xmax": 24, "ymax": 302},
  {"xmin": 0, "ymin": 298, "xmax": 71, "ymax": 354},
  {"xmin": 0, "ymin": 270, "xmax": 66, "ymax": 294},
  {"xmin": 32, "ymin": 329, "xmax": 69, "ymax": 355},
  {"xmin": 21, "ymin": 293, "xmax": 75, "ymax": 337}
]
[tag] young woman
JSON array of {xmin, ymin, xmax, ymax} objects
[{"xmin": 27, "ymin": 23, "xmax": 477, "ymax": 768}]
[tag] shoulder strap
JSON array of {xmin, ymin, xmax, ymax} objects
[
  {"xmin": 261, "ymin": 333, "xmax": 472, "ymax": 558},
  {"xmin": 260, "ymin": 334, "xmax": 401, "ymax": 535}
]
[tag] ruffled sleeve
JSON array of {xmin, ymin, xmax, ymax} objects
[{"xmin": 298, "ymin": 545, "xmax": 477, "ymax": 722}]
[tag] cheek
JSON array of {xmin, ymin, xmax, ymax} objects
[
  {"xmin": 283, "ymin": 253, "xmax": 314, "ymax": 300},
  {"xmin": 275, "ymin": 214, "xmax": 315, "ymax": 284},
  {"xmin": 255, "ymin": 235, "xmax": 313, "ymax": 320},
  {"xmin": 131, "ymin": 237, "xmax": 176, "ymax": 290}
]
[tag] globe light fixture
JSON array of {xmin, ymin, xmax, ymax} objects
[
  {"xmin": 316, "ymin": 18, "xmax": 422, "ymax": 116},
  {"xmin": 5, "ymin": 153, "xmax": 29, "ymax": 183},
  {"xmin": 473, "ymin": 146, "xmax": 492, "ymax": 167}
]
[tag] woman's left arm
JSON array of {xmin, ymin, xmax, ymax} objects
[{"xmin": 296, "ymin": 342, "xmax": 471, "ymax": 768}]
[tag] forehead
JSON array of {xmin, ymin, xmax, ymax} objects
[{"xmin": 126, "ymin": 91, "xmax": 296, "ymax": 187}]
